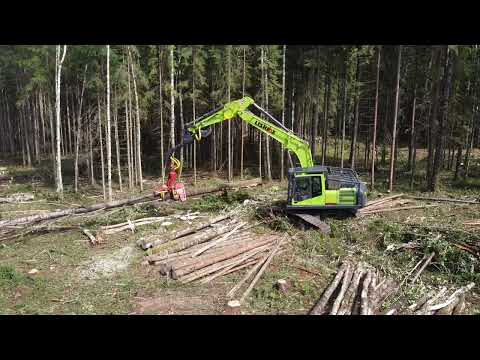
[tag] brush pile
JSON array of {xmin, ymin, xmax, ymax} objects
[{"xmin": 140, "ymin": 214, "xmax": 287, "ymax": 285}]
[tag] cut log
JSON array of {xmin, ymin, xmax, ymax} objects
[
  {"xmin": 140, "ymin": 214, "xmax": 231, "ymax": 250},
  {"xmin": 191, "ymin": 221, "xmax": 246, "ymax": 257},
  {"xmin": 360, "ymin": 204, "xmax": 439, "ymax": 216},
  {"xmin": 360, "ymin": 270, "xmax": 373, "ymax": 315},
  {"xmin": 337, "ymin": 264, "xmax": 366, "ymax": 315},
  {"xmin": 309, "ymin": 262, "xmax": 349, "ymax": 315},
  {"xmin": 150, "ymin": 221, "xmax": 239, "ymax": 257},
  {"xmin": 362, "ymin": 194, "xmax": 404, "ymax": 208},
  {"xmin": 172, "ymin": 237, "xmax": 276, "ymax": 279},
  {"xmin": 239, "ymin": 237, "xmax": 285, "ymax": 303},
  {"xmin": 330, "ymin": 263, "xmax": 354, "ymax": 315},
  {"xmin": 179, "ymin": 244, "xmax": 272, "ymax": 283},
  {"xmin": 82, "ymin": 229, "xmax": 97, "ymax": 246},
  {"xmin": 404, "ymin": 195, "xmax": 480, "ymax": 204}
]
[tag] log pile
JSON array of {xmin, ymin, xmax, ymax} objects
[
  {"xmin": 309, "ymin": 260, "xmax": 396, "ymax": 315},
  {"xmin": 309, "ymin": 260, "xmax": 475, "ymax": 315},
  {"xmin": 141, "ymin": 215, "xmax": 286, "ymax": 286}
]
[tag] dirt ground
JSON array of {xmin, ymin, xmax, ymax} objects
[{"xmin": 1, "ymin": 151, "xmax": 480, "ymax": 315}]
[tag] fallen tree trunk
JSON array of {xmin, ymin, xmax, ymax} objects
[
  {"xmin": 404, "ymin": 195, "xmax": 480, "ymax": 204},
  {"xmin": 0, "ymin": 181, "xmax": 259, "ymax": 231},
  {"xmin": 360, "ymin": 204, "xmax": 439, "ymax": 215},
  {"xmin": 363, "ymin": 194, "xmax": 404, "ymax": 208},
  {"xmin": 0, "ymin": 193, "xmax": 35, "ymax": 203}
]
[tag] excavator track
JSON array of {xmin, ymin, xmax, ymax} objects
[{"xmin": 291, "ymin": 213, "xmax": 331, "ymax": 234}]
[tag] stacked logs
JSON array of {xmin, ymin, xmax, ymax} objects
[
  {"xmin": 309, "ymin": 261, "xmax": 475, "ymax": 315},
  {"xmin": 141, "ymin": 215, "xmax": 285, "ymax": 284},
  {"xmin": 309, "ymin": 260, "xmax": 396, "ymax": 315}
]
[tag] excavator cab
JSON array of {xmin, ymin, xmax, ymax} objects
[{"xmin": 286, "ymin": 166, "xmax": 367, "ymax": 213}]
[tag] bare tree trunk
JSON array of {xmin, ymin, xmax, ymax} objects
[
  {"xmin": 125, "ymin": 98, "xmax": 132, "ymax": 189},
  {"xmin": 371, "ymin": 46, "xmax": 381, "ymax": 189},
  {"xmin": 55, "ymin": 45, "xmax": 67, "ymax": 196},
  {"xmin": 39, "ymin": 89, "xmax": 46, "ymax": 153},
  {"xmin": 340, "ymin": 60, "xmax": 348, "ymax": 169},
  {"xmin": 410, "ymin": 92, "xmax": 417, "ymax": 190},
  {"xmin": 350, "ymin": 54, "xmax": 360, "ymax": 170},
  {"xmin": 280, "ymin": 45, "xmax": 286, "ymax": 181},
  {"xmin": 114, "ymin": 86, "xmax": 122, "ymax": 192},
  {"xmin": 264, "ymin": 47, "xmax": 272, "ymax": 181},
  {"xmin": 129, "ymin": 48, "xmax": 143, "ymax": 192},
  {"xmin": 32, "ymin": 96, "xmax": 40, "ymax": 164},
  {"xmin": 88, "ymin": 113, "xmax": 95, "ymax": 186},
  {"xmin": 74, "ymin": 64, "xmax": 87, "ymax": 193},
  {"xmin": 389, "ymin": 45, "xmax": 402, "ymax": 192},
  {"xmin": 126, "ymin": 52, "xmax": 137, "ymax": 187},
  {"xmin": 322, "ymin": 65, "xmax": 331, "ymax": 166},
  {"xmin": 179, "ymin": 89, "xmax": 184, "ymax": 164},
  {"xmin": 170, "ymin": 46, "xmax": 176, "ymax": 149},
  {"xmin": 98, "ymin": 96, "xmax": 106, "ymax": 201},
  {"xmin": 106, "ymin": 45, "xmax": 113, "ymax": 201},
  {"xmin": 192, "ymin": 46, "xmax": 197, "ymax": 186},
  {"xmin": 227, "ymin": 45, "xmax": 233, "ymax": 182},
  {"xmin": 158, "ymin": 46, "xmax": 165, "ymax": 183},
  {"xmin": 430, "ymin": 46, "xmax": 454, "ymax": 191}
]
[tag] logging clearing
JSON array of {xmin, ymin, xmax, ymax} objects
[{"xmin": 1, "ymin": 44, "xmax": 480, "ymax": 315}]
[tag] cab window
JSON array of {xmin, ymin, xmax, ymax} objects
[
  {"xmin": 312, "ymin": 176, "xmax": 322, "ymax": 197},
  {"xmin": 294, "ymin": 177, "xmax": 311, "ymax": 202}
]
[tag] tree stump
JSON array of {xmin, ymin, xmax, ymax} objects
[
  {"xmin": 276, "ymin": 279, "xmax": 290, "ymax": 295},
  {"xmin": 224, "ymin": 300, "xmax": 242, "ymax": 315}
]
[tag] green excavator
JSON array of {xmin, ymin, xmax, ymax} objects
[{"xmin": 162, "ymin": 96, "xmax": 368, "ymax": 230}]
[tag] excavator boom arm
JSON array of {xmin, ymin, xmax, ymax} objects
[{"xmin": 185, "ymin": 97, "xmax": 314, "ymax": 168}]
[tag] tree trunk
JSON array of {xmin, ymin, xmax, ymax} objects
[
  {"xmin": 264, "ymin": 46, "xmax": 272, "ymax": 181},
  {"xmin": 427, "ymin": 47, "xmax": 442, "ymax": 187},
  {"xmin": 241, "ymin": 47, "xmax": 246, "ymax": 180},
  {"xmin": 170, "ymin": 46, "xmax": 176, "ymax": 149},
  {"xmin": 322, "ymin": 65, "xmax": 331, "ymax": 166},
  {"xmin": 389, "ymin": 45, "xmax": 402, "ymax": 193},
  {"xmin": 350, "ymin": 54, "xmax": 360, "ymax": 170},
  {"xmin": 340, "ymin": 59, "xmax": 348, "ymax": 169},
  {"xmin": 106, "ymin": 45, "xmax": 113, "ymax": 201},
  {"xmin": 409, "ymin": 93, "xmax": 417, "ymax": 190},
  {"xmin": 158, "ymin": 46, "xmax": 165, "ymax": 184},
  {"xmin": 129, "ymin": 48, "xmax": 143, "ymax": 191},
  {"xmin": 227, "ymin": 45, "xmax": 232, "ymax": 182},
  {"xmin": 191, "ymin": 46, "xmax": 196, "ymax": 185},
  {"xmin": 125, "ymin": 98, "xmax": 132, "ymax": 189},
  {"xmin": 280, "ymin": 45, "xmax": 286, "ymax": 181},
  {"xmin": 371, "ymin": 46, "xmax": 381, "ymax": 189},
  {"xmin": 74, "ymin": 64, "xmax": 87, "ymax": 193},
  {"xmin": 430, "ymin": 46, "xmax": 454, "ymax": 191},
  {"xmin": 179, "ymin": 89, "xmax": 184, "ymax": 164},
  {"xmin": 114, "ymin": 86, "xmax": 122, "ymax": 192},
  {"xmin": 55, "ymin": 45, "xmax": 67, "ymax": 196},
  {"xmin": 88, "ymin": 113, "xmax": 95, "ymax": 186},
  {"xmin": 98, "ymin": 96, "xmax": 106, "ymax": 201}
]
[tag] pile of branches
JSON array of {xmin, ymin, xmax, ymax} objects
[
  {"xmin": 309, "ymin": 260, "xmax": 475, "ymax": 315},
  {"xmin": 142, "ymin": 214, "xmax": 286, "ymax": 287},
  {"xmin": 309, "ymin": 260, "xmax": 396, "ymax": 315}
]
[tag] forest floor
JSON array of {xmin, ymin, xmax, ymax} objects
[{"xmin": 1, "ymin": 150, "xmax": 480, "ymax": 315}]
